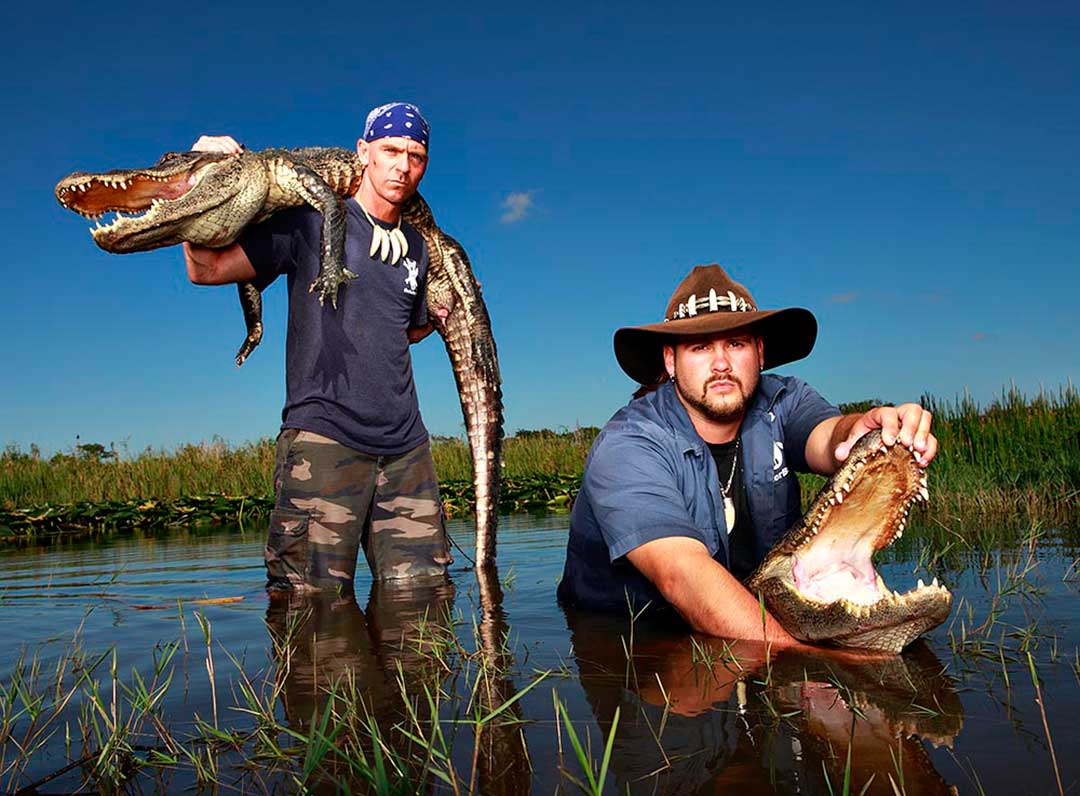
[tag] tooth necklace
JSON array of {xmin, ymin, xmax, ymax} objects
[
  {"xmin": 357, "ymin": 201, "xmax": 409, "ymax": 265},
  {"xmin": 719, "ymin": 437, "xmax": 740, "ymax": 532}
]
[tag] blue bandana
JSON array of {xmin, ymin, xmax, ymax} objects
[{"xmin": 362, "ymin": 102, "xmax": 431, "ymax": 149}]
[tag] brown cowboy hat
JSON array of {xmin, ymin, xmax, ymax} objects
[{"xmin": 614, "ymin": 264, "xmax": 818, "ymax": 384}]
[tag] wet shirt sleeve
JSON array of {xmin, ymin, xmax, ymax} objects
[
  {"xmin": 779, "ymin": 377, "xmax": 841, "ymax": 473},
  {"xmin": 237, "ymin": 207, "xmax": 317, "ymax": 291},
  {"xmin": 583, "ymin": 429, "xmax": 709, "ymax": 562}
]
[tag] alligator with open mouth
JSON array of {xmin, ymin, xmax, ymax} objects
[
  {"xmin": 55, "ymin": 147, "xmax": 503, "ymax": 568},
  {"xmin": 746, "ymin": 429, "xmax": 952, "ymax": 652}
]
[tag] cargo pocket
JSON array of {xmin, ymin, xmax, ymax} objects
[
  {"xmin": 264, "ymin": 507, "xmax": 310, "ymax": 591},
  {"xmin": 272, "ymin": 429, "xmax": 301, "ymax": 495}
]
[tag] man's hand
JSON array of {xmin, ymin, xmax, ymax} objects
[
  {"xmin": 192, "ymin": 135, "xmax": 244, "ymax": 155},
  {"xmin": 835, "ymin": 403, "xmax": 937, "ymax": 467},
  {"xmin": 407, "ymin": 306, "xmax": 449, "ymax": 344}
]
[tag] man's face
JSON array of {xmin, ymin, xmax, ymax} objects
[
  {"xmin": 664, "ymin": 331, "xmax": 764, "ymax": 424},
  {"xmin": 357, "ymin": 136, "xmax": 429, "ymax": 206}
]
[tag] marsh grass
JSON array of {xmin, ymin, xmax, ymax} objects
[
  {"xmin": 1, "ymin": 439, "xmax": 276, "ymax": 507},
  {"xmin": 2, "ymin": 383, "xmax": 1077, "ymax": 538},
  {"xmin": 1, "ymin": 590, "xmax": 555, "ymax": 795}
]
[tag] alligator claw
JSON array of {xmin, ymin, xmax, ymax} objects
[{"xmin": 309, "ymin": 268, "xmax": 359, "ymax": 308}]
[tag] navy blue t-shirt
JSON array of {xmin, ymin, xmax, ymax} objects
[{"xmin": 238, "ymin": 198, "xmax": 430, "ymax": 455}]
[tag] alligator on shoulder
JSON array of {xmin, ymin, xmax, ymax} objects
[
  {"xmin": 54, "ymin": 147, "xmax": 503, "ymax": 568},
  {"xmin": 746, "ymin": 430, "xmax": 952, "ymax": 652}
]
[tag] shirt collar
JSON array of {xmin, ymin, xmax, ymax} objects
[{"xmin": 651, "ymin": 376, "xmax": 786, "ymax": 454}]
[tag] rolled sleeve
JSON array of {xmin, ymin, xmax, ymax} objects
[{"xmin": 584, "ymin": 429, "xmax": 708, "ymax": 562}]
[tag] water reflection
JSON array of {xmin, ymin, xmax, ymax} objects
[
  {"xmin": 473, "ymin": 569, "xmax": 532, "ymax": 796},
  {"xmin": 564, "ymin": 609, "xmax": 964, "ymax": 794},
  {"xmin": 264, "ymin": 568, "xmax": 530, "ymax": 795},
  {"xmin": 265, "ymin": 577, "xmax": 456, "ymax": 792}
]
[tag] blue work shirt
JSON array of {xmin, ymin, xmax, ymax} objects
[{"xmin": 557, "ymin": 376, "xmax": 839, "ymax": 614}]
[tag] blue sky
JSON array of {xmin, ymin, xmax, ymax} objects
[{"xmin": 3, "ymin": 1, "xmax": 1077, "ymax": 455}]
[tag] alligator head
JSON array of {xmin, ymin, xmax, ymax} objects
[
  {"xmin": 746, "ymin": 429, "xmax": 952, "ymax": 652},
  {"xmin": 55, "ymin": 150, "xmax": 262, "ymax": 252}
]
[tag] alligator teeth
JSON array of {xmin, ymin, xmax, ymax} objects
[
  {"xmin": 834, "ymin": 491, "xmax": 844, "ymax": 504},
  {"xmin": 378, "ymin": 229, "xmax": 391, "ymax": 261},
  {"xmin": 369, "ymin": 226, "xmax": 382, "ymax": 258},
  {"xmin": 931, "ymin": 577, "xmax": 939, "ymax": 587},
  {"xmin": 919, "ymin": 486, "xmax": 930, "ymax": 502},
  {"xmin": 917, "ymin": 578, "xmax": 925, "ymax": 590}
]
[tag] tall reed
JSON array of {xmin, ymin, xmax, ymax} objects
[{"xmin": 3, "ymin": 383, "xmax": 1077, "ymax": 527}]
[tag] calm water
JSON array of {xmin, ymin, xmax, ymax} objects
[{"xmin": 1, "ymin": 516, "xmax": 1077, "ymax": 794}]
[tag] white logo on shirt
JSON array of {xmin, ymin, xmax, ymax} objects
[
  {"xmin": 403, "ymin": 257, "xmax": 419, "ymax": 295},
  {"xmin": 773, "ymin": 440, "xmax": 789, "ymax": 481}
]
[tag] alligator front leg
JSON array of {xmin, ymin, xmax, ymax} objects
[
  {"xmin": 282, "ymin": 163, "xmax": 355, "ymax": 308},
  {"xmin": 235, "ymin": 281, "xmax": 264, "ymax": 367}
]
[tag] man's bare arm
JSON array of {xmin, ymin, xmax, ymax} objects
[
  {"xmin": 406, "ymin": 306, "xmax": 448, "ymax": 344},
  {"xmin": 625, "ymin": 536, "xmax": 800, "ymax": 645},
  {"xmin": 183, "ymin": 242, "xmax": 257, "ymax": 286}
]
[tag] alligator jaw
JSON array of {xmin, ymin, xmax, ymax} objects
[
  {"xmin": 55, "ymin": 154, "xmax": 227, "ymax": 250},
  {"xmin": 747, "ymin": 430, "xmax": 952, "ymax": 652},
  {"xmin": 56, "ymin": 146, "xmax": 505, "ymax": 566}
]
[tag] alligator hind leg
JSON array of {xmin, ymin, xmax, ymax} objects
[
  {"xmin": 287, "ymin": 162, "xmax": 356, "ymax": 308},
  {"xmin": 235, "ymin": 281, "xmax": 264, "ymax": 367}
]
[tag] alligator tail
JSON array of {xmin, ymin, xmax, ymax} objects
[{"xmin": 421, "ymin": 224, "xmax": 503, "ymax": 569}]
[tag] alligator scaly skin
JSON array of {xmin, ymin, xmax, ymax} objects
[
  {"xmin": 56, "ymin": 146, "xmax": 504, "ymax": 568},
  {"xmin": 405, "ymin": 197, "xmax": 503, "ymax": 569}
]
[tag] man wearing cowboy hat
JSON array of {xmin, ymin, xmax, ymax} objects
[{"xmin": 558, "ymin": 265, "xmax": 937, "ymax": 646}]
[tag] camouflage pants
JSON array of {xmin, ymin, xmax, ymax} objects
[{"xmin": 264, "ymin": 429, "xmax": 452, "ymax": 592}]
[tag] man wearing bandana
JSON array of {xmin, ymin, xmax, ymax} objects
[{"xmin": 182, "ymin": 102, "xmax": 453, "ymax": 592}]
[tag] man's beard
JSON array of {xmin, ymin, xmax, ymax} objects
[{"xmin": 675, "ymin": 374, "xmax": 755, "ymax": 423}]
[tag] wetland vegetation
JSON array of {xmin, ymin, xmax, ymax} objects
[
  {"xmin": 1, "ymin": 382, "xmax": 1077, "ymax": 540},
  {"xmin": 1, "ymin": 512, "xmax": 1077, "ymax": 794},
  {"xmin": 0, "ymin": 382, "xmax": 1077, "ymax": 792}
]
